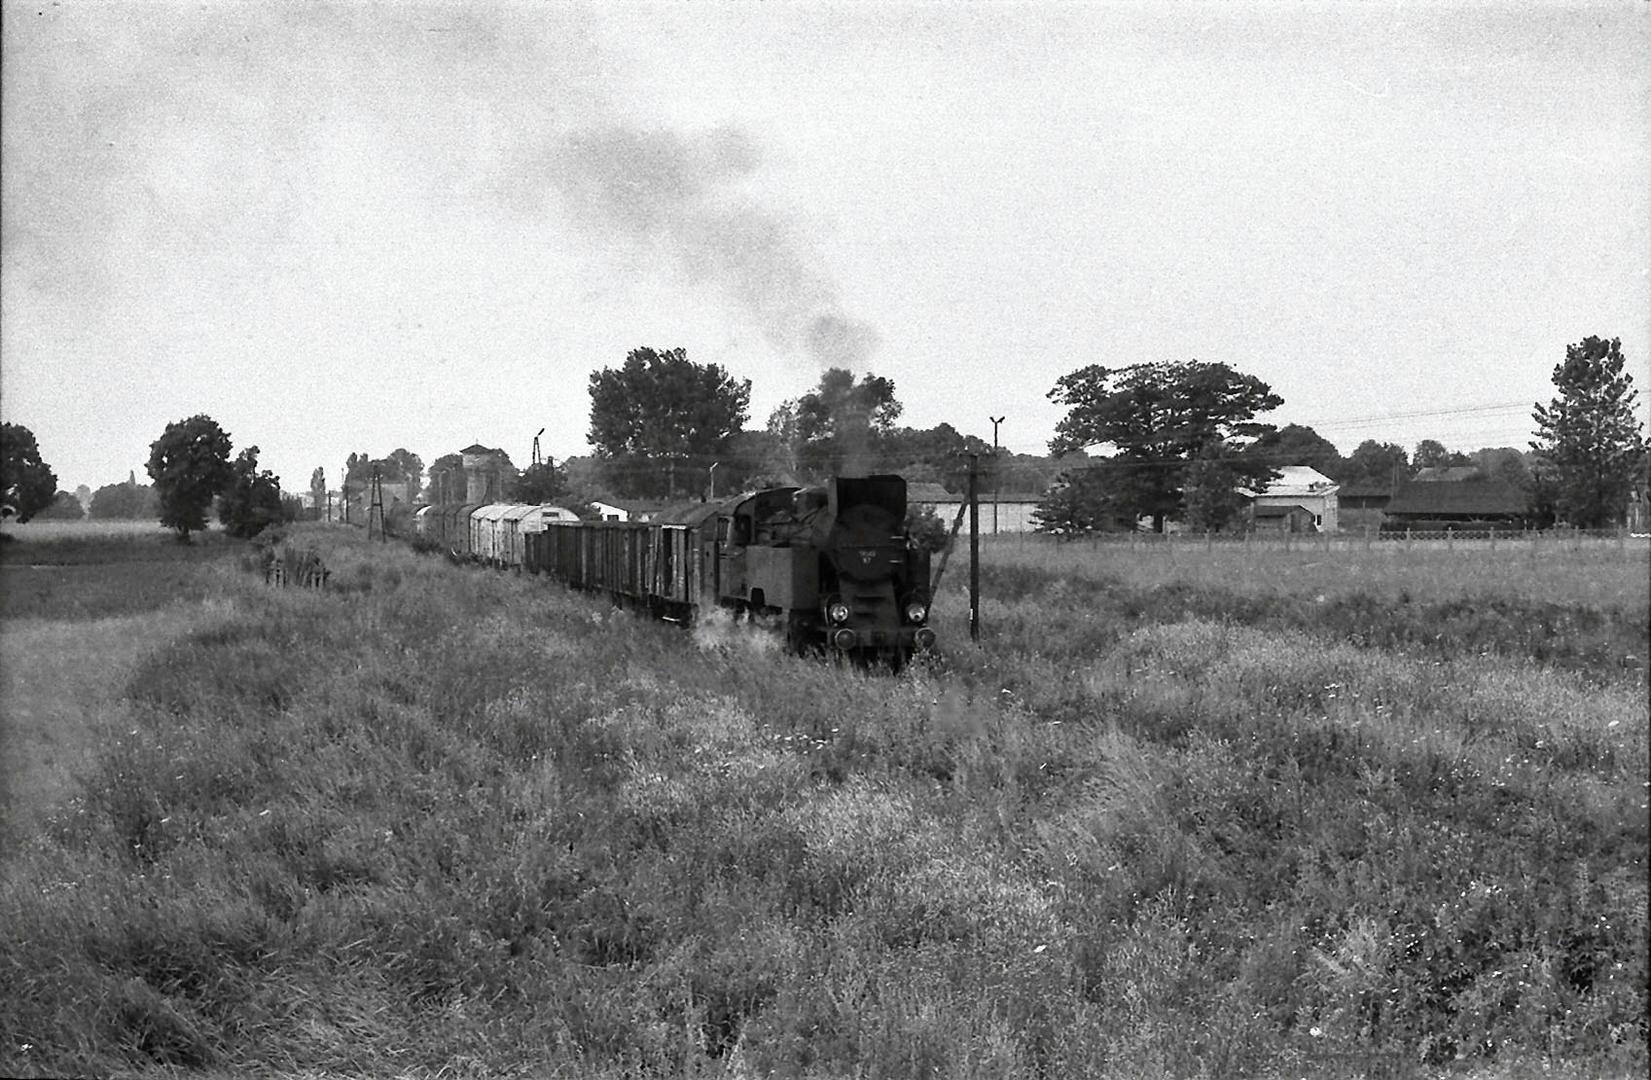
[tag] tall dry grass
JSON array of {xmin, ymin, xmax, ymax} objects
[{"xmin": 0, "ymin": 523, "xmax": 1644, "ymax": 1078}]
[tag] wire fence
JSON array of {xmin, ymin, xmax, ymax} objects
[{"xmin": 976, "ymin": 526, "xmax": 1649, "ymax": 559}]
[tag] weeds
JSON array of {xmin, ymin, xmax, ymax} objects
[{"xmin": 0, "ymin": 524, "xmax": 1645, "ymax": 1077}]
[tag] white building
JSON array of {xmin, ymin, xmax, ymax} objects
[
  {"xmin": 906, "ymin": 482, "xmax": 1046, "ymax": 535},
  {"xmin": 1247, "ymin": 465, "xmax": 1340, "ymax": 533}
]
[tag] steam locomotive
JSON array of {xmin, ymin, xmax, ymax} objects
[{"xmin": 416, "ymin": 475, "xmax": 937, "ymax": 662}]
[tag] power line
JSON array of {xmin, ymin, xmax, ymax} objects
[{"xmin": 1308, "ymin": 403, "xmax": 1532, "ymax": 434}]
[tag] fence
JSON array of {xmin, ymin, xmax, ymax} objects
[
  {"xmin": 982, "ymin": 526, "xmax": 1648, "ymax": 558},
  {"xmin": 263, "ymin": 545, "xmax": 330, "ymax": 589}
]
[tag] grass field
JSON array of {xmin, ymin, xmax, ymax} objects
[{"xmin": 1, "ymin": 524, "xmax": 1644, "ymax": 1078}]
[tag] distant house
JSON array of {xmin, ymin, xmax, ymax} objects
[
  {"xmin": 589, "ymin": 499, "xmax": 671, "ymax": 523},
  {"xmin": 1246, "ymin": 465, "xmax": 1340, "ymax": 532},
  {"xmin": 1382, "ymin": 479, "xmax": 1528, "ymax": 530},
  {"xmin": 906, "ymin": 483, "xmax": 1047, "ymax": 534}
]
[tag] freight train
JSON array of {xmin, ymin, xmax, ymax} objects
[{"xmin": 414, "ymin": 475, "xmax": 937, "ymax": 662}]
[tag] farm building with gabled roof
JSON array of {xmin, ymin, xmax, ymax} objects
[
  {"xmin": 1245, "ymin": 465, "xmax": 1340, "ymax": 532},
  {"xmin": 1383, "ymin": 479, "xmax": 1528, "ymax": 529}
]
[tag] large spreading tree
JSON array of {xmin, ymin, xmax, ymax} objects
[
  {"xmin": 1047, "ymin": 360, "xmax": 1283, "ymax": 531},
  {"xmin": 588, "ymin": 346, "xmax": 751, "ymax": 499},
  {"xmin": 1, "ymin": 422, "xmax": 58, "ymax": 522},
  {"xmin": 147, "ymin": 414, "xmax": 234, "ymax": 541},
  {"xmin": 1531, "ymin": 335, "xmax": 1647, "ymax": 527}
]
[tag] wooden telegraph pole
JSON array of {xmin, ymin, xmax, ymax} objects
[
  {"xmin": 367, "ymin": 467, "xmax": 386, "ymax": 542},
  {"xmin": 968, "ymin": 452, "xmax": 981, "ymax": 642}
]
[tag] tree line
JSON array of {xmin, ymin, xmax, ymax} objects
[
  {"xmin": 2, "ymin": 416, "xmax": 291, "ymax": 541},
  {"xmin": 1032, "ymin": 336, "xmax": 1647, "ymax": 534},
  {"xmin": 2, "ymin": 335, "xmax": 1643, "ymax": 539}
]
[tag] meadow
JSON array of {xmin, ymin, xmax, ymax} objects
[{"xmin": 0, "ymin": 523, "xmax": 1644, "ymax": 1078}]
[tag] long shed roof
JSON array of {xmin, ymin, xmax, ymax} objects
[{"xmin": 1385, "ymin": 480, "xmax": 1527, "ymax": 516}]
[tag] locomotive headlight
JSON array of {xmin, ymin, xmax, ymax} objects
[
  {"xmin": 828, "ymin": 601, "xmax": 851, "ymax": 624},
  {"xmin": 904, "ymin": 601, "xmax": 928, "ymax": 624}
]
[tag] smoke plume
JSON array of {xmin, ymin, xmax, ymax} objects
[{"xmin": 548, "ymin": 125, "xmax": 878, "ymax": 368}]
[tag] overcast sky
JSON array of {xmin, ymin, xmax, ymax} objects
[{"xmin": 3, "ymin": 1, "xmax": 1647, "ymax": 493}]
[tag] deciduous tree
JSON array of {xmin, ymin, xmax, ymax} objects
[
  {"xmin": 425, "ymin": 453, "xmax": 464, "ymax": 504},
  {"xmin": 344, "ymin": 449, "xmax": 424, "ymax": 500},
  {"xmin": 1244, "ymin": 423, "xmax": 1344, "ymax": 479},
  {"xmin": 879, "ymin": 422, "xmax": 992, "ymax": 492},
  {"xmin": 588, "ymin": 347, "xmax": 751, "ymax": 498},
  {"xmin": 1531, "ymin": 335, "xmax": 1647, "ymax": 527},
  {"xmin": 1, "ymin": 422, "xmax": 58, "ymax": 522},
  {"xmin": 147, "ymin": 414, "xmax": 234, "ymax": 541},
  {"xmin": 1047, "ymin": 360, "xmax": 1282, "ymax": 531},
  {"xmin": 35, "ymin": 491, "xmax": 85, "ymax": 520},
  {"xmin": 1182, "ymin": 444, "xmax": 1251, "ymax": 532},
  {"xmin": 1470, "ymin": 447, "xmax": 1530, "ymax": 489},
  {"xmin": 89, "ymin": 481, "xmax": 156, "ymax": 520},
  {"xmin": 219, "ymin": 446, "xmax": 284, "ymax": 539},
  {"xmin": 1412, "ymin": 439, "xmax": 1471, "ymax": 472},
  {"xmin": 1033, "ymin": 461, "xmax": 1132, "ymax": 538},
  {"xmin": 1341, "ymin": 441, "xmax": 1409, "ymax": 488},
  {"xmin": 508, "ymin": 460, "xmax": 571, "ymax": 504},
  {"xmin": 771, "ymin": 368, "xmax": 902, "ymax": 481}
]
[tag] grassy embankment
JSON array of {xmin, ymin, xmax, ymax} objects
[{"xmin": 1, "ymin": 523, "xmax": 1645, "ymax": 1078}]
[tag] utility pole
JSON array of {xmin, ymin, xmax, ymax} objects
[
  {"xmin": 968, "ymin": 452, "xmax": 981, "ymax": 642},
  {"xmin": 990, "ymin": 416, "xmax": 1005, "ymax": 535},
  {"xmin": 367, "ymin": 467, "xmax": 386, "ymax": 542},
  {"xmin": 707, "ymin": 461, "xmax": 719, "ymax": 502},
  {"xmin": 532, "ymin": 428, "xmax": 545, "ymax": 468}
]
